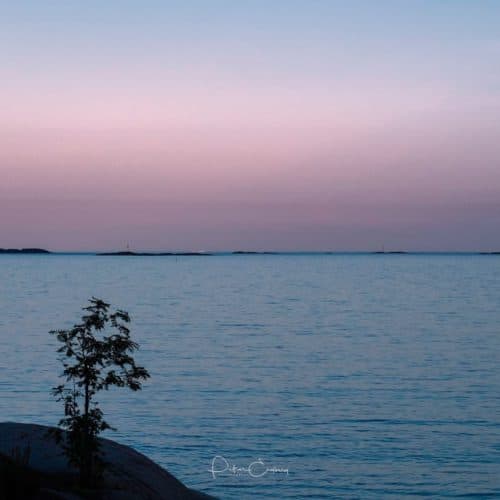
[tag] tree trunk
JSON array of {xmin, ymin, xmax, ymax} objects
[{"xmin": 82, "ymin": 380, "xmax": 91, "ymax": 487}]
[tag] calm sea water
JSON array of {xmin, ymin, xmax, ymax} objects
[{"xmin": 1, "ymin": 254, "xmax": 500, "ymax": 499}]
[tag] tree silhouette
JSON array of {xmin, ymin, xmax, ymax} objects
[{"xmin": 51, "ymin": 298, "xmax": 150, "ymax": 487}]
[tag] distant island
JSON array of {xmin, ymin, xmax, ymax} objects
[
  {"xmin": 0, "ymin": 248, "xmax": 51, "ymax": 254},
  {"xmin": 232, "ymin": 251, "xmax": 278, "ymax": 255},
  {"xmin": 97, "ymin": 251, "xmax": 211, "ymax": 256},
  {"xmin": 372, "ymin": 251, "xmax": 408, "ymax": 254}
]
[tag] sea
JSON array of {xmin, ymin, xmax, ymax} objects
[{"xmin": 1, "ymin": 253, "xmax": 499, "ymax": 499}]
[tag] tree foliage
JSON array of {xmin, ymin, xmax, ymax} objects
[{"xmin": 51, "ymin": 297, "xmax": 150, "ymax": 487}]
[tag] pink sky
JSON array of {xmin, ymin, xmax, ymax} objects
[{"xmin": 1, "ymin": 2, "xmax": 500, "ymax": 250}]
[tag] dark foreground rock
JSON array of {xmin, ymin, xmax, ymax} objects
[{"xmin": 0, "ymin": 423, "xmax": 216, "ymax": 500}]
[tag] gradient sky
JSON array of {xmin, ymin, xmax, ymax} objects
[{"xmin": 1, "ymin": 1, "xmax": 500, "ymax": 251}]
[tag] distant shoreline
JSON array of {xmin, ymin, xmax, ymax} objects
[
  {"xmin": 1, "ymin": 248, "xmax": 500, "ymax": 256},
  {"xmin": 232, "ymin": 251, "xmax": 278, "ymax": 255},
  {"xmin": 97, "ymin": 251, "xmax": 211, "ymax": 256},
  {"xmin": 0, "ymin": 248, "xmax": 51, "ymax": 254}
]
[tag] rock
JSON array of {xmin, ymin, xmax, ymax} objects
[{"xmin": 0, "ymin": 422, "xmax": 216, "ymax": 500}]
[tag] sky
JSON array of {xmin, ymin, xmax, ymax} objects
[{"xmin": 1, "ymin": 1, "xmax": 499, "ymax": 251}]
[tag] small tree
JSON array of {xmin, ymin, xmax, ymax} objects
[{"xmin": 51, "ymin": 297, "xmax": 150, "ymax": 487}]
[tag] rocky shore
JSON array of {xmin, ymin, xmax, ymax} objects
[{"xmin": 0, "ymin": 422, "xmax": 216, "ymax": 500}]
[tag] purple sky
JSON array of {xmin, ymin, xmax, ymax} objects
[{"xmin": 1, "ymin": 1, "xmax": 500, "ymax": 251}]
